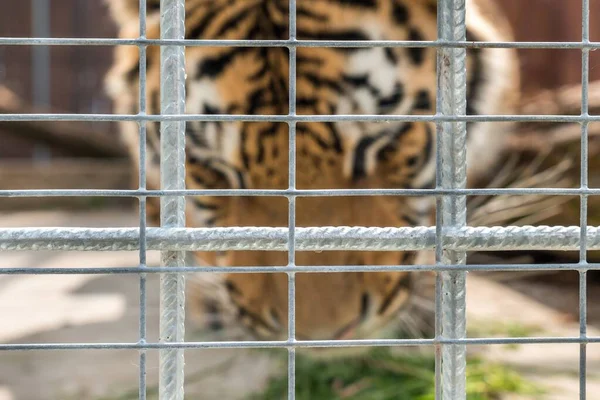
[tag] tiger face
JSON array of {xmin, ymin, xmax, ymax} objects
[{"xmin": 105, "ymin": 0, "xmax": 519, "ymax": 351}]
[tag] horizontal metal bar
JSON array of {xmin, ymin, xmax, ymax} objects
[
  {"xmin": 1, "ymin": 187, "xmax": 598, "ymax": 198},
  {"xmin": 1, "ymin": 226, "xmax": 599, "ymax": 252},
  {"xmin": 1, "ymin": 262, "xmax": 598, "ymax": 275},
  {"xmin": 1, "ymin": 37, "xmax": 600, "ymax": 50},
  {"xmin": 1, "ymin": 336, "xmax": 599, "ymax": 352},
  {"xmin": 0, "ymin": 113, "xmax": 597, "ymax": 123}
]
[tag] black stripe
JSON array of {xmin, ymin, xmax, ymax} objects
[
  {"xmin": 147, "ymin": 0, "xmax": 160, "ymax": 11},
  {"xmin": 254, "ymin": 123, "xmax": 279, "ymax": 163},
  {"xmin": 235, "ymin": 168, "xmax": 247, "ymax": 189},
  {"xmin": 378, "ymin": 271, "xmax": 413, "ymax": 315},
  {"xmin": 272, "ymin": 74, "xmax": 289, "ymax": 114},
  {"xmin": 186, "ymin": 122, "xmax": 208, "ymax": 148},
  {"xmin": 407, "ymin": 124, "xmax": 435, "ymax": 190},
  {"xmin": 392, "ymin": 1, "xmax": 410, "ymax": 25},
  {"xmin": 296, "ymin": 97, "xmax": 319, "ymax": 108},
  {"xmin": 378, "ymin": 83, "xmax": 405, "ymax": 113},
  {"xmin": 296, "ymin": 97, "xmax": 336, "ymax": 115},
  {"xmin": 342, "ymin": 74, "xmax": 380, "ymax": 96},
  {"xmin": 402, "ymin": 213, "xmax": 421, "ymax": 226},
  {"xmin": 296, "ymin": 123, "xmax": 342, "ymax": 153},
  {"xmin": 323, "ymin": 122, "xmax": 343, "ymax": 153},
  {"xmin": 384, "ymin": 47, "xmax": 399, "ymax": 64},
  {"xmin": 466, "ymin": 30, "xmax": 483, "ymax": 115},
  {"xmin": 203, "ymin": 104, "xmax": 221, "ymax": 115},
  {"xmin": 214, "ymin": 4, "xmax": 257, "ymax": 37},
  {"xmin": 297, "ymin": 6, "xmax": 329, "ymax": 22},
  {"xmin": 426, "ymin": 2, "xmax": 437, "ymax": 14},
  {"xmin": 414, "ymin": 89, "xmax": 432, "ymax": 110},
  {"xmin": 328, "ymin": 0, "xmax": 377, "ymax": 7},
  {"xmin": 192, "ymin": 198, "xmax": 220, "ymax": 210},
  {"xmin": 297, "ymin": 29, "xmax": 370, "ymax": 42},
  {"xmin": 407, "ymin": 28, "xmax": 426, "ymax": 65},
  {"xmin": 360, "ymin": 293, "xmax": 371, "ymax": 320},
  {"xmin": 186, "ymin": 6, "xmax": 222, "ymax": 39},
  {"xmin": 297, "ymin": 54, "xmax": 325, "ymax": 67},
  {"xmin": 352, "ymin": 135, "xmax": 378, "ymax": 182},
  {"xmin": 342, "ymin": 73, "xmax": 369, "ymax": 87},
  {"xmin": 126, "ymin": 65, "xmax": 140, "ymax": 84},
  {"xmin": 247, "ymin": 86, "xmax": 279, "ymax": 114},
  {"xmin": 374, "ymin": 122, "xmax": 414, "ymax": 163},
  {"xmin": 203, "ymin": 301, "xmax": 224, "ymax": 331},
  {"xmin": 188, "ymin": 160, "xmax": 230, "ymax": 189},
  {"xmin": 266, "ymin": 0, "xmax": 289, "ymax": 18},
  {"xmin": 151, "ymin": 91, "xmax": 160, "ymax": 114},
  {"xmin": 248, "ymin": 49, "xmax": 270, "ymax": 81},
  {"xmin": 236, "ymin": 305, "xmax": 278, "ymax": 333},
  {"xmin": 225, "ymin": 280, "xmax": 241, "ymax": 294},
  {"xmin": 241, "ymin": 125, "xmax": 251, "ymax": 169},
  {"xmin": 302, "ymin": 72, "xmax": 345, "ymax": 93},
  {"xmin": 195, "ymin": 47, "xmax": 253, "ymax": 79}
]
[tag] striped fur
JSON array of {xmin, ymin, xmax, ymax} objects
[{"xmin": 105, "ymin": 0, "xmax": 519, "ymax": 351}]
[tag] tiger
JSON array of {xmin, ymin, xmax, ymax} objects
[{"xmin": 104, "ymin": 0, "xmax": 519, "ymax": 351}]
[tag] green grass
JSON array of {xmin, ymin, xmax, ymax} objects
[
  {"xmin": 468, "ymin": 321, "xmax": 545, "ymax": 351},
  {"xmin": 250, "ymin": 349, "xmax": 543, "ymax": 400},
  {"xmin": 96, "ymin": 321, "xmax": 545, "ymax": 400},
  {"xmin": 468, "ymin": 321, "xmax": 544, "ymax": 339}
]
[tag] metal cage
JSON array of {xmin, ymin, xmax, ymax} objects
[{"xmin": 0, "ymin": 0, "xmax": 597, "ymax": 399}]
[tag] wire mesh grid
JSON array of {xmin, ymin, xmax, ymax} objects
[{"xmin": 0, "ymin": 0, "xmax": 597, "ymax": 399}]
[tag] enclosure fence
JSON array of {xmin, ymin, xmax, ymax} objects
[{"xmin": 0, "ymin": 0, "xmax": 598, "ymax": 399}]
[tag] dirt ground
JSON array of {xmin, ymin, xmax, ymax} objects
[{"xmin": 1, "ymin": 210, "xmax": 599, "ymax": 399}]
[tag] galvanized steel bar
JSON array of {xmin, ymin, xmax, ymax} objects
[
  {"xmin": 0, "ymin": 1, "xmax": 594, "ymax": 397},
  {"xmin": 287, "ymin": 1, "xmax": 298, "ymax": 398},
  {"xmin": 3, "ymin": 187, "xmax": 599, "ymax": 197},
  {"xmin": 2, "ymin": 336, "xmax": 600, "ymax": 352},
  {"xmin": 138, "ymin": 0, "xmax": 149, "ymax": 398},
  {"xmin": 436, "ymin": 0, "xmax": 467, "ymax": 398},
  {"xmin": 159, "ymin": 0, "xmax": 187, "ymax": 398},
  {"xmin": 1, "ymin": 261, "xmax": 598, "ymax": 276},
  {"xmin": 4, "ymin": 112, "xmax": 600, "ymax": 123},
  {"xmin": 2, "ymin": 225, "xmax": 600, "ymax": 252},
  {"xmin": 579, "ymin": 0, "xmax": 590, "ymax": 398},
  {"xmin": 3, "ymin": 36, "xmax": 600, "ymax": 50}
]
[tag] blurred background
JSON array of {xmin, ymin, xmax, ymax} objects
[
  {"xmin": 1, "ymin": 1, "xmax": 600, "ymax": 399},
  {"xmin": 2, "ymin": 0, "xmax": 600, "ymax": 172}
]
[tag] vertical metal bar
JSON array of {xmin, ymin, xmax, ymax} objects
[
  {"xmin": 287, "ymin": 1, "xmax": 298, "ymax": 399},
  {"xmin": 434, "ymin": 253, "xmax": 443, "ymax": 400},
  {"xmin": 435, "ymin": 0, "xmax": 468, "ymax": 399},
  {"xmin": 579, "ymin": 0, "xmax": 590, "ymax": 398},
  {"xmin": 159, "ymin": 0, "xmax": 187, "ymax": 399},
  {"xmin": 579, "ymin": 270, "xmax": 588, "ymax": 399},
  {"xmin": 138, "ymin": 0, "xmax": 149, "ymax": 399}
]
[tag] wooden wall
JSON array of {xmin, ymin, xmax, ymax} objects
[
  {"xmin": 500, "ymin": 0, "xmax": 600, "ymax": 93},
  {"xmin": 0, "ymin": 0, "xmax": 117, "ymax": 158}
]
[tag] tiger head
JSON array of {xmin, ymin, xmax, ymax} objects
[{"xmin": 104, "ymin": 0, "xmax": 519, "ymax": 356}]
